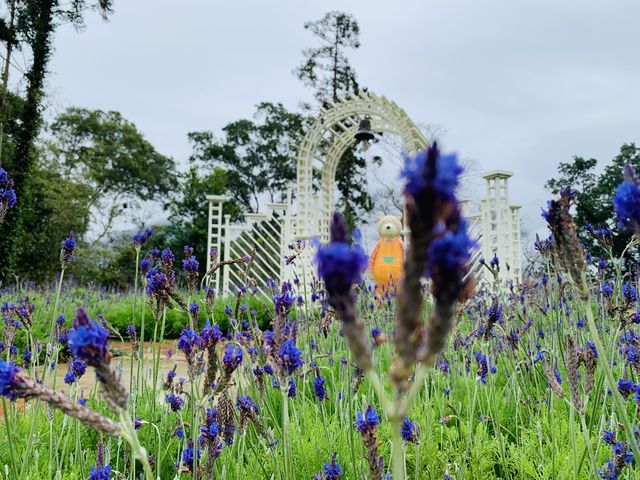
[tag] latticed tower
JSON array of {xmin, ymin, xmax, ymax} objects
[{"xmin": 463, "ymin": 170, "xmax": 522, "ymax": 286}]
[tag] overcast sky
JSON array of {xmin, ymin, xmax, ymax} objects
[{"xmin": 44, "ymin": 0, "xmax": 640, "ymax": 242}]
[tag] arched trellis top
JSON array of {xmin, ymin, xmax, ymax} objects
[{"xmin": 295, "ymin": 91, "xmax": 428, "ymax": 241}]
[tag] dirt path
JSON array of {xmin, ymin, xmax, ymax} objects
[{"xmin": 1, "ymin": 340, "xmax": 188, "ymax": 416}]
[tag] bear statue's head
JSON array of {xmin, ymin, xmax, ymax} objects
[{"xmin": 376, "ymin": 212, "xmax": 403, "ymax": 241}]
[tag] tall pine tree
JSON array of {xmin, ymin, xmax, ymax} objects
[{"xmin": 295, "ymin": 11, "xmax": 374, "ymax": 227}]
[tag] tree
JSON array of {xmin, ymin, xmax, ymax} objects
[
  {"xmin": 188, "ymin": 102, "xmax": 304, "ymax": 213},
  {"xmin": 0, "ymin": 0, "xmax": 114, "ymax": 276},
  {"xmin": 295, "ymin": 11, "xmax": 360, "ymax": 104},
  {"xmin": 12, "ymin": 156, "xmax": 94, "ymax": 281},
  {"xmin": 295, "ymin": 11, "xmax": 373, "ymax": 227},
  {"xmin": 45, "ymin": 107, "xmax": 176, "ymax": 243},
  {"xmin": 545, "ymin": 143, "xmax": 640, "ymax": 259},
  {"xmin": 166, "ymin": 166, "xmax": 241, "ymax": 265}
]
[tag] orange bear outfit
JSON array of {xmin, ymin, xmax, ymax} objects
[{"xmin": 369, "ymin": 214, "xmax": 404, "ymax": 297}]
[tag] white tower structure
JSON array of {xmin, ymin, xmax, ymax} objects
[{"xmin": 463, "ymin": 170, "xmax": 522, "ymax": 286}]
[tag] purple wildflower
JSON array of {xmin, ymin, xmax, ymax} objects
[
  {"xmin": 618, "ymin": 378, "xmax": 635, "ymax": 398},
  {"xmin": 427, "ymin": 219, "xmax": 476, "ymax": 302},
  {"xmin": 278, "ymin": 339, "xmax": 303, "ymax": 375},
  {"xmin": 323, "ymin": 453, "xmax": 342, "ymax": 480},
  {"xmin": 87, "ymin": 465, "xmax": 112, "ymax": 480},
  {"xmin": 166, "ymin": 394, "xmax": 184, "ymax": 412},
  {"xmin": 132, "ymin": 228, "xmax": 153, "ymax": 248},
  {"xmin": 178, "ymin": 328, "xmax": 201, "ymax": 357},
  {"xmin": 287, "ymin": 378, "xmax": 297, "ymax": 397},
  {"xmin": 613, "ymin": 164, "xmax": 640, "ymax": 234},
  {"xmin": 67, "ymin": 309, "xmax": 109, "ymax": 367},
  {"xmin": 0, "ymin": 361, "xmax": 22, "ymax": 400},
  {"xmin": 313, "ymin": 375, "xmax": 328, "ymax": 401},
  {"xmin": 355, "ymin": 405, "xmax": 379, "ymax": 435},
  {"xmin": 0, "ymin": 167, "xmax": 17, "ymax": 223},
  {"xmin": 222, "ymin": 344, "xmax": 243, "ymax": 372},
  {"xmin": 189, "ymin": 301, "xmax": 199, "ymax": 323},
  {"xmin": 401, "ymin": 417, "xmax": 419, "ymax": 444},
  {"xmin": 60, "ymin": 231, "xmax": 77, "ymax": 266},
  {"xmin": 315, "ymin": 217, "xmax": 368, "ymax": 297},
  {"xmin": 236, "ymin": 395, "xmax": 258, "ymax": 414}
]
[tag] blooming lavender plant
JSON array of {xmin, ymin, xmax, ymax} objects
[
  {"xmin": 132, "ymin": 228, "xmax": 153, "ymax": 248},
  {"xmin": 315, "ymin": 212, "xmax": 371, "ymax": 370},
  {"xmin": 356, "ymin": 405, "xmax": 384, "ymax": 480},
  {"xmin": 200, "ymin": 407, "xmax": 223, "ymax": 478},
  {"xmin": 396, "ymin": 144, "xmax": 476, "ymax": 381},
  {"xmin": 614, "ymin": 164, "xmax": 640, "ymax": 236},
  {"xmin": 60, "ymin": 231, "xmax": 77, "ymax": 267},
  {"xmin": 0, "ymin": 167, "xmax": 16, "ymax": 224},
  {"xmin": 314, "ymin": 453, "xmax": 342, "ymax": 480},
  {"xmin": 182, "ymin": 245, "xmax": 200, "ymax": 292},
  {"xmin": 68, "ymin": 308, "xmax": 127, "ymax": 413},
  {"xmin": 88, "ymin": 440, "xmax": 112, "ymax": 480}
]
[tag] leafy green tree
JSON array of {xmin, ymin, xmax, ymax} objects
[
  {"xmin": 188, "ymin": 102, "xmax": 304, "ymax": 213},
  {"xmin": 295, "ymin": 11, "xmax": 373, "ymax": 227},
  {"xmin": 14, "ymin": 159, "xmax": 94, "ymax": 281},
  {"xmin": 545, "ymin": 143, "xmax": 640, "ymax": 259},
  {"xmin": 166, "ymin": 166, "xmax": 241, "ymax": 266},
  {"xmin": 71, "ymin": 226, "xmax": 171, "ymax": 289},
  {"xmin": 45, "ymin": 107, "xmax": 176, "ymax": 243},
  {"xmin": 0, "ymin": 0, "xmax": 113, "ymax": 276}
]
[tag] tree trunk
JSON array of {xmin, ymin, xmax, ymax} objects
[
  {"xmin": 0, "ymin": 0, "xmax": 17, "ymax": 166},
  {"xmin": 12, "ymin": 0, "xmax": 56, "ymax": 196},
  {"xmin": 0, "ymin": 0, "xmax": 56, "ymax": 275}
]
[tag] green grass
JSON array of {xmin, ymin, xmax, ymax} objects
[{"xmin": 0, "ymin": 272, "xmax": 637, "ymax": 479}]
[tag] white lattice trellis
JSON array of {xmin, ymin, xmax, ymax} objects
[
  {"xmin": 205, "ymin": 91, "xmax": 521, "ymax": 295},
  {"xmin": 295, "ymin": 91, "xmax": 428, "ymax": 241}
]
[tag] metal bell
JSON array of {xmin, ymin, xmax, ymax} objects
[{"xmin": 354, "ymin": 116, "xmax": 375, "ymax": 142}]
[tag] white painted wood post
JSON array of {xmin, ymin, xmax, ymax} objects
[{"xmin": 204, "ymin": 194, "xmax": 227, "ymax": 292}]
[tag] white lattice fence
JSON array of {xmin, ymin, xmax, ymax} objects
[{"xmin": 220, "ymin": 203, "xmax": 292, "ymax": 298}]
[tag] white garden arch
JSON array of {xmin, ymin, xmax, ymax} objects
[
  {"xmin": 206, "ymin": 91, "xmax": 429, "ymax": 294},
  {"xmin": 206, "ymin": 91, "xmax": 521, "ymax": 295},
  {"xmin": 295, "ymin": 91, "xmax": 428, "ymax": 241}
]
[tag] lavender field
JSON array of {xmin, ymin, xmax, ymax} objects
[{"xmin": 2, "ymin": 144, "xmax": 640, "ymax": 480}]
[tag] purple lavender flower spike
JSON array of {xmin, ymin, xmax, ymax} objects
[
  {"xmin": 278, "ymin": 339, "xmax": 303, "ymax": 375},
  {"xmin": 315, "ymin": 212, "xmax": 372, "ymax": 371},
  {"xmin": 395, "ymin": 144, "xmax": 476, "ymax": 386},
  {"xmin": 313, "ymin": 375, "xmax": 328, "ymax": 401},
  {"xmin": 60, "ymin": 231, "xmax": 77, "ymax": 267},
  {"xmin": 614, "ymin": 164, "xmax": 640, "ymax": 235},
  {"xmin": 0, "ymin": 361, "xmax": 22, "ymax": 400},
  {"xmin": 0, "ymin": 167, "xmax": 17, "ymax": 224},
  {"xmin": 68, "ymin": 309, "xmax": 110, "ymax": 367},
  {"xmin": 68, "ymin": 309, "xmax": 128, "ymax": 412},
  {"xmin": 401, "ymin": 417, "xmax": 419, "ymax": 444}
]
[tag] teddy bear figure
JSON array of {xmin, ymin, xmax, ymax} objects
[{"xmin": 369, "ymin": 213, "xmax": 404, "ymax": 297}]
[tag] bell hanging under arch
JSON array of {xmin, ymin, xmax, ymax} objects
[{"xmin": 354, "ymin": 116, "xmax": 375, "ymax": 143}]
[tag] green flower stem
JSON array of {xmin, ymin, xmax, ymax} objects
[
  {"xmin": 282, "ymin": 387, "xmax": 291, "ymax": 480},
  {"xmin": 579, "ymin": 413, "xmax": 598, "ymax": 476},
  {"xmin": 365, "ymin": 370, "xmax": 393, "ymax": 415},
  {"xmin": 152, "ymin": 308, "xmax": 167, "ymax": 392},
  {"xmin": 119, "ymin": 411, "xmax": 155, "ymax": 480},
  {"xmin": 2, "ymin": 397, "xmax": 18, "ymax": 479},
  {"xmin": 391, "ymin": 416, "xmax": 405, "ymax": 480},
  {"xmin": 581, "ymin": 272, "xmax": 640, "ymax": 465}
]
